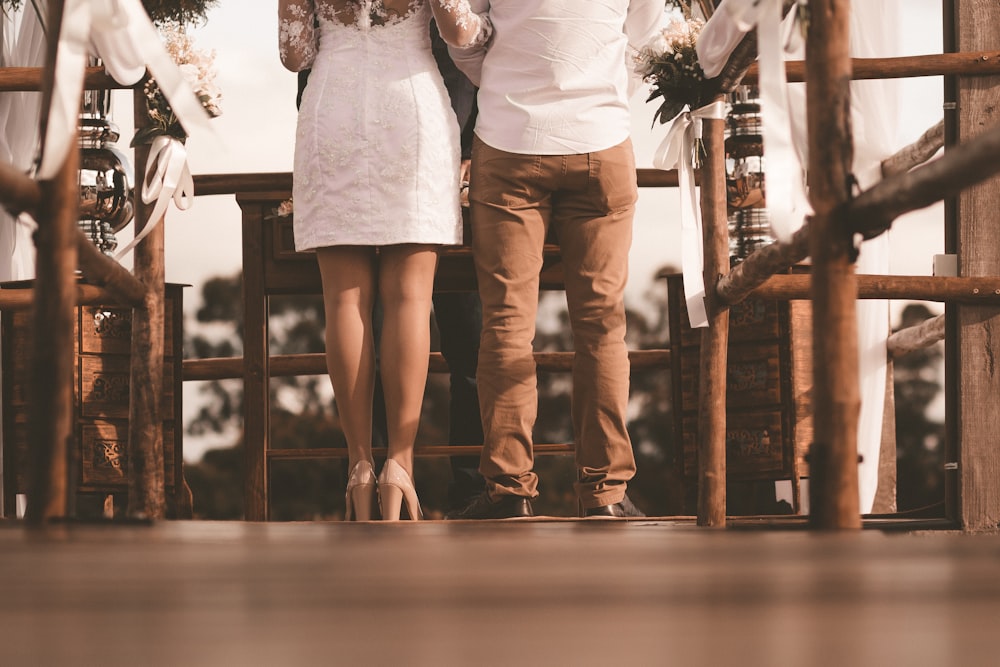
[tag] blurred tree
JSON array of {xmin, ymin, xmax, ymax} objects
[
  {"xmin": 892, "ymin": 303, "xmax": 946, "ymax": 513},
  {"xmin": 182, "ymin": 273, "xmax": 679, "ymax": 519}
]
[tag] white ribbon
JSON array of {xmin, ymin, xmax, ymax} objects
[
  {"xmin": 694, "ymin": 0, "xmax": 812, "ymax": 242},
  {"xmin": 653, "ymin": 100, "xmax": 729, "ymax": 329},
  {"xmin": 38, "ymin": 0, "xmax": 213, "ymax": 179},
  {"xmin": 113, "ymin": 134, "xmax": 193, "ymax": 261},
  {"xmin": 756, "ymin": 0, "xmax": 811, "ymax": 241}
]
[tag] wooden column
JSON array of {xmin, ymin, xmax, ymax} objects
[
  {"xmin": 126, "ymin": 87, "xmax": 166, "ymax": 519},
  {"xmin": 697, "ymin": 107, "xmax": 729, "ymax": 527},
  {"xmin": 953, "ymin": 0, "xmax": 1000, "ymax": 531},
  {"xmin": 805, "ymin": 0, "xmax": 861, "ymax": 529},
  {"xmin": 25, "ymin": 0, "xmax": 76, "ymax": 524}
]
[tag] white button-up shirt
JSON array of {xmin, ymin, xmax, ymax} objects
[{"xmin": 449, "ymin": 0, "xmax": 666, "ymax": 155}]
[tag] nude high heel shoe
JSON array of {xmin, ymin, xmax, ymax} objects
[
  {"xmin": 345, "ymin": 460, "xmax": 377, "ymax": 521},
  {"xmin": 378, "ymin": 460, "xmax": 423, "ymax": 521}
]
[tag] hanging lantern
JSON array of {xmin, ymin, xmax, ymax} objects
[{"xmin": 77, "ymin": 79, "xmax": 134, "ymax": 255}]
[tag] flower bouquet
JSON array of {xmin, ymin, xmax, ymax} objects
[
  {"xmin": 635, "ymin": 15, "xmax": 710, "ymax": 126},
  {"xmin": 131, "ymin": 24, "xmax": 222, "ymax": 146}
]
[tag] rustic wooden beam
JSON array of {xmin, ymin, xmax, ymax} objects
[
  {"xmin": 953, "ymin": 0, "xmax": 1000, "ymax": 533},
  {"xmin": 743, "ymin": 51, "xmax": 1000, "ymax": 84},
  {"xmin": 0, "ymin": 161, "xmax": 41, "ymax": 214},
  {"xmin": 849, "ymin": 118, "xmax": 1000, "ymax": 241},
  {"xmin": 806, "ymin": 0, "xmax": 861, "ymax": 530},
  {"xmin": 887, "ymin": 314, "xmax": 946, "ymax": 358},
  {"xmin": 751, "ymin": 273, "xmax": 1000, "ymax": 303},
  {"xmin": 0, "ymin": 66, "xmax": 126, "ymax": 92},
  {"xmin": 694, "ymin": 0, "xmax": 716, "ymax": 19},
  {"xmin": 707, "ymin": 0, "xmax": 797, "ymax": 96},
  {"xmin": 76, "ymin": 230, "xmax": 147, "ymax": 307},
  {"xmin": 715, "ymin": 226, "xmax": 811, "ymax": 305},
  {"xmin": 191, "ymin": 169, "xmax": 686, "ymax": 197},
  {"xmin": 0, "ymin": 283, "xmax": 133, "ymax": 310},
  {"xmin": 696, "ymin": 106, "xmax": 730, "ymax": 528},
  {"xmin": 267, "ymin": 443, "xmax": 576, "ymax": 460},
  {"xmin": 126, "ymin": 88, "xmax": 166, "ymax": 520},
  {"xmin": 182, "ymin": 349, "xmax": 671, "ymax": 382},
  {"xmin": 881, "ymin": 120, "xmax": 945, "ymax": 178},
  {"xmin": 25, "ymin": 0, "xmax": 75, "ymax": 525}
]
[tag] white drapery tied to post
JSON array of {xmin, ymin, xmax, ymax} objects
[
  {"xmin": 696, "ymin": 0, "xmax": 812, "ymax": 242},
  {"xmin": 113, "ymin": 135, "xmax": 193, "ymax": 260},
  {"xmin": 653, "ymin": 100, "xmax": 729, "ymax": 329},
  {"xmin": 36, "ymin": 0, "xmax": 214, "ymax": 253}
]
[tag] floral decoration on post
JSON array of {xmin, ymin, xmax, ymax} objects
[
  {"xmin": 635, "ymin": 14, "xmax": 708, "ymax": 126},
  {"xmin": 131, "ymin": 24, "xmax": 223, "ymax": 147},
  {"xmin": 114, "ymin": 23, "xmax": 221, "ymax": 260}
]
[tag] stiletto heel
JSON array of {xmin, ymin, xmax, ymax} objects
[
  {"xmin": 378, "ymin": 459, "xmax": 423, "ymax": 521},
  {"xmin": 345, "ymin": 461, "xmax": 377, "ymax": 521}
]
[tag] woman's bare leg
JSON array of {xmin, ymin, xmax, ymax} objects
[
  {"xmin": 316, "ymin": 246, "xmax": 377, "ymax": 471},
  {"xmin": 377, "ymin": 244, "xmax": 439, "ymax": 476}
]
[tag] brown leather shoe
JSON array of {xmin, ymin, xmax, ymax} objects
[
  {"xmin": 583, "ymin": 495, "xmax": 645, "ymax": 518},
  {"xmin": 445, "ymin": 492, "xmax": 534, "ymax": 519}
]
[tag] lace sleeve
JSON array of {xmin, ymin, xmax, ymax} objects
[
  {"xmin": 430, "ymin": 1, "xmax": 493, "ymax": 49},
  {"xmin": 278, "ymin": 0, "xmax": 318, "ymax": 72}
]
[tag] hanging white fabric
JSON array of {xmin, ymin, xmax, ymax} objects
[
  {"xmin": 37, "ymin": 0, "xmax": 213, "ymax": 179},
  {"xmin": 696, "ymin": 0, "xmax": 812, "ymax": 242},
  {"xmin": 653, "ymin": 100, "xmax": 730, "ymax": 328},
  {"xmin": 0, "ymin": 1, "xmax": 48, "ymax": 281}
]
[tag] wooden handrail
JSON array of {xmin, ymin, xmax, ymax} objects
[
  {"xmin": 266, "ymin": 443, "xmax": 575, "ymax": 460},
  {"xmin": 744, "ymin": 51, "xmax": 1000, "ymax": 84},
  {"xmin": 191, "ymin": 168, "xmax": 686, "ymax": 196},
  {"xmin": 0, "ymin": 66, "xmax": 128, "ymax": 92},
  {"xmin": 887, "ymin": 314, "xmax": 946, "ymax": 358},
  {"xmin": 183, "ymin": 349, "xmax": 671, "ymax": 382}
]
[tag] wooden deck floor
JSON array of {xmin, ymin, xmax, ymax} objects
[{"xmin": 1, "ymin": 518, "xmax": 998, "ymax": 666}]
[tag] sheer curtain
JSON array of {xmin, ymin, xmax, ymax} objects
[
  {"xmin": 0, "ymin": 1, "xmax": 47, "ymax": 282},
  {"xmin": 784, "ymin": 2, "xmax": 901, "ymax": 513},
  {"xmin": 699, "ymin": 0, "xmax": 903, "ymax": 513}
]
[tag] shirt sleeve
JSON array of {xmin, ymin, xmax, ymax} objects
[
  {"xmin": 278, "ymin": 0, "xmax": 318, "ymax": 72},
  {"xmin": 431, "ymin": 0, "xmax": 494, "ymax": 49},
  {"xmin": 444, "ymin": 0, "xmax": 490, "ymax": 87},
  {"xmin": 625, "ymin": 0, "xmax": 668, "ymax": 96}
]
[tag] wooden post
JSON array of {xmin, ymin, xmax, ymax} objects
[
  {"xmin": 126, "ymin": 87, "xmax": 166, "ymax": 519},
  {"xmin": 25, "ymin": 0, "xmax": 76, "ymax": 524},
  {"xmin": 696, "ymin": 105, "xmax": 729, "ymax": 527},
  {"xmin": 805, "ymin": 0, "xmax": 861, "ymax": 529},
  {"xmin": 953, "ymin": 0, "xmax": 1000, "ymax": 531}
]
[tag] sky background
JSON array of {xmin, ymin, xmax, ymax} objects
[{"xmin": 103, "ymin": 1, "xmax": 948, "ymax": 462}]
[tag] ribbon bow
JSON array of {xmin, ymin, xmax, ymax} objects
[
  {"xmin": 39, "ymin": 0, "xmax": 213, "ymax": 178},
  {"xmin": 653, "ymin": 100, "xmax": 729, "ymax": 329},
  {"xmin": 112, "ymin": 135, "xmax": 193, "ymax": 260},
  {"xmin": 37, "ymin": 0, "xmax": 215, "ymax": 258}
]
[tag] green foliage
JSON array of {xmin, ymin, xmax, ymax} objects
[
  {"xmin": 141, "ymin": 0, "xmax": 217, "ymax": 26},
  {"xmin": 892, "ymin": 304, "xmax": 946, "ymax": 512},
  {"xmin": 1, "ymin": 1, "xmax": 216, "ymax": 25}
]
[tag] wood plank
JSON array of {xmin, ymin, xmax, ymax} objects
[
  {"xmin": 805, "ymin": 0, "xmax": 861, "ymax": 529},
  {"xmin": 1, "ymin": 523, "xmax": 999, "ymax": 665},
  {"xmin": 696, "ymin": 108, "xmax": 729, "ymax": 527},
  {"xmin": 182, "ymin": 349, "xmax": 671, "ymax": 381},
  {"xmin": 954, "ymin": 0, "xmax": 1000, "ymax": 531}
]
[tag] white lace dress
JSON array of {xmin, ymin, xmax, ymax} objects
[{"xmin": 278, "ymin": 0, "xmax": 489, "ymax": 250}]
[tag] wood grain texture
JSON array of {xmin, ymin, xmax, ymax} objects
[{"xmin": 955, "ymin": 0, "xmax": 1000, "ymax": 531}]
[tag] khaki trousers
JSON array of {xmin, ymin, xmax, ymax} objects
[{"xmin": 469, "ymin": 137, "xmax": 638, "ymax": 509}]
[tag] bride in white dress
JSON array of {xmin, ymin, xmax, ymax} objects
[{"xmin": 277, "ymin": 0, "xmax": 490, "ymax": 521}]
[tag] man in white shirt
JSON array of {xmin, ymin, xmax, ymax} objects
[{"xmin": 445, "ymin": 0, "xmax": 666, "ymax": 519}]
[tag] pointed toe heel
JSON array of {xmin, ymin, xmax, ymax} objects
[
  {"xmin": 378, "ymin": 460, "xmax": 423, "ymax": 521},
  {"xmin": 345, "ymin": 461, "xmax": 377, "ymax": 521}
]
